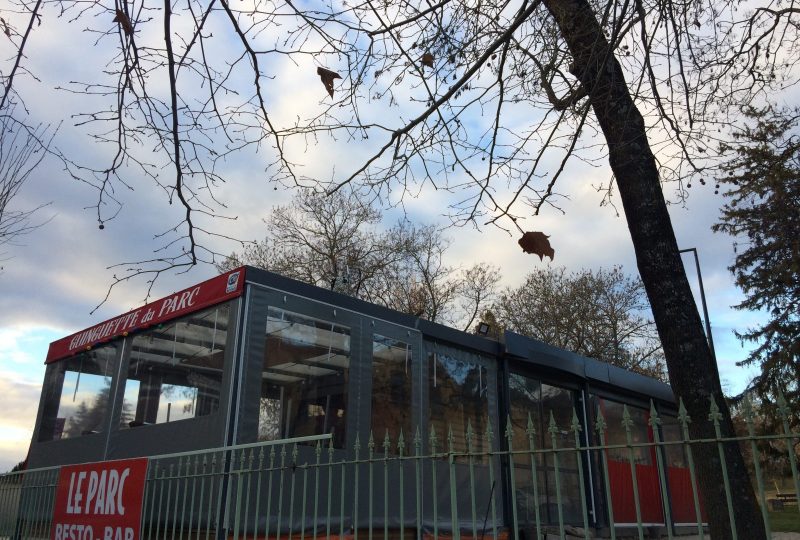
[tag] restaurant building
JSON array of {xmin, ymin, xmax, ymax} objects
[{"xmin": 27, "ymin": 266, "xmax": 699, "ymax": 532}]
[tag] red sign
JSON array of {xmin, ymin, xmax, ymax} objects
[
  {"xmin": 51, "ymin": 458, "xmax": 148, "ymax": 540},
  {"xmin": 46, "ymin": 267, "xmax": 246, "ymax": 364}
]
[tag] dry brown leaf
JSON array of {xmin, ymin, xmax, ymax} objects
[
  {"xmin": 1, "ymin": 17, "xmax": 10, "ymax": 37},
  {"xmin": 316, "ymin": 66, "xmax": 341, "ymax": 98},
  {"xmin": 518, "ymin": 231, "xmax": 555, "ymax": 261},
  {"xmin": 421, "ymin": 52, "xmax": 434, "ymax": 68},
  {"xmin": 113, "ymin": 9, "xmax": 133, "ymax": 36}
]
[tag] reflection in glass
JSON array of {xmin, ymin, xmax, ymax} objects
[
  {"xmin": 429, "ymin": 352, "xmax": 489, "ymax": 460},
  {"xmin": 258, "ymin": 308, "xmax": 350, "ymax": 448},
  {"xmin": 508, "ymin": 374, "xmax": 582, "ymax": 524},
  {"xmin": 662, "ymin": 414, "xmax": 704, "ymax": 523},
  {"xmin": 371, "ymin": 335, "xmax": 412, "ymax": 449},
  {"xmin": 601, "ymin": 400, "xmax": 651, "ymax": 464},
  {"xmin": 121, "ymin": 302, "xmax": 230, "ymax": 428},
  {"xmin": 596, "ymin": 397, "xmax": 664, "ymax": 524},
  {"xmin": 661, "ymin": 415, "xmax": 687, "ymax": 467},
  {"xmin": 41, "ymin": 345, "xmax": 117, "ymax": 441}
]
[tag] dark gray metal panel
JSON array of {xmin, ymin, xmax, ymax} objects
[
  {"xmin": 606, "ymin": 364, "xmax": 674, "ymax": 403},
  {"xmin": 106, "ymin": 414, "xmax": 225, "ymax": 459},
  {"xmin": 417, "ymin": 319, "xmax": 503, "ymax": 357},
  {"xmin": 235, "ymin": 285, "xmax": 270, "ymax": 445},
  {"xmin": 28, "ymin": 363, "xmax": 61, "ymax": 453},
  {"xmin": 345, "ymin": 303, "xmax": 368, "ymax": 453},
  {"xmin": 223, "ymin": 295, "xmax": 246, "ymax": 447},
  {"xmin": 584, "ymin": 357, "xmax": 611, "ymax": 383},
  {"xmin": 27, "ymin": 434, "xmax": 107, "ymax": 468},
  {"xmin": 103, "ymin": 337, "xmax": 129, "ymax": 459},
  {"xmin": 504, "ymin": 331, "xmax": 585, "ymax": 378},
  {"xmin": 504, "ymin": 330, "xmax": 675, "ymax": 404}
]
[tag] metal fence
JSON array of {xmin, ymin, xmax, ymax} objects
[{"xmin": 2, "ymin": 397, "xmax": 798, "ymax": 540}]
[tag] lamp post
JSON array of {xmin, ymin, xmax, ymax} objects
[{"xmin": 679, "ymin": 247, "xmax": 717, "ymax": 361}]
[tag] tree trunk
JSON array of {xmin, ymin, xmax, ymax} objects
[{"xmin": 539, "ymin": 0, "xmax": 767, "ymax": 537}]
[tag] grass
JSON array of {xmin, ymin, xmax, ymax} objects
[{"xmin": 769, "ymin": 506, "xmax": 800, "ymax": 533}]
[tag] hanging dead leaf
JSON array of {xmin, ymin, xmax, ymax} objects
[
  {"xmin": 1, "ymin": 18, "xmax": 9, "ymax": 38},
  {"xmin": 421, "ymin": 52, "xmax": 434, "ymax": 68},
  {"xmin": 316, "ymin": 66, "xmax": 341, "ymax": 98},
  {"xmin": 113, "ymin": 9, "xmax": 133, "ymax": 36},
  {"xmin": 518, "ymin": 231, "xmax": 555, "ymax": 261}
]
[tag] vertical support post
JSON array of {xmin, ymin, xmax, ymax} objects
[
  {"xmin": 742, "ymin": 399, "xmax": 771, "ymax": 538},
  {"xmin": 595, "ymin": 408, "xmax": 616, "ymax": 540},
  {"xmin": 571, "ymin": 409, "xmax": 591, "ymax": 540},
  {"xmin": 679, "ymin": 247, "xmax": 716, "ymax": 360},
  {"xmin": 709, "ymin": 397, "xmax": 737, "ymax": 540},
  {"xmin": 504, "ymin": 417, "xmax": 519, "ymax": 540}
]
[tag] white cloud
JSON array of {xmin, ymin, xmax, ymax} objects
[{"xmin": 0, "ymin": 373, "xmax": 43, "ymax": 472}]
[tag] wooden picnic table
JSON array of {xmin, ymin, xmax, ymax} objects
[{"xmin": 769, "ymin": 492, "xmax": 797, "ymax": 510}]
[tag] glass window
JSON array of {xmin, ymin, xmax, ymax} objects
[
  {"xmin": 121, "ymin": 302, "xmax": 230, "ymax": 428},
  {"xmin": 508, "ymin": 374, "xmax": 545, "ymax": 524},
  {"xmin": 600, "ymin": 399, "xmax": 651, "ymax": 464},
  {"xmin": 596, "ymin": 397, "xmax": 664, "ymax": 524},
  {"xmin": 258, "ymin": 308, "xmax": 350, "ymax": 448},
  {"xmin": 508, "ymin": 373, "xmax": 544, "ymax": 457},
  {"xmin": 429, "ymin": 352, "xmax": 489, "ymax": 459},
  {"xmin": 40, "ymin": 345, "xmax": 117, "ymax": 441},
  {"xmin": 661, "ymin": 415, "xmax": 687, "ymax": 467},
  {"xmin": 662, "ymin": 414, "xmax": 705, "ymax": 523},
  {"xmin": 540, "ymin": 384, "xmax": 582, "ymax": 524},
  {"xmin": 371, "ymin": 335, "xmax": 413, "ymax": 449},
  {"xmin": 509, "ymin": 374, "xmax": 582, "ymax": 525}
]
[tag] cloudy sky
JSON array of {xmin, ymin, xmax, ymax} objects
[{"xmin": 0, "ymin": 1, "xmax": 775, "ymax": 471}]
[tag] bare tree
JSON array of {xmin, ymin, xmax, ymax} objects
[
  {"xmin": 4, "ymin": 0, "xmax": 797, "ymax": 532},
  {"xmin": 495, "ymin": 266, "xmax": 667, "ymax": 380},
  {"xmin": 457, "ymin": 263, "xmax": 502, "ymax": 333},
  {"xmin": 219, "ymin": 189, "xmax": 500, "ymax": 330},
  {"xmin": 0, "ymin": 112, "xmax": 52, "ymax": 270},
  {"xmin": 219, "ymin": 188, "xmax": 388, "ymax": 292}
]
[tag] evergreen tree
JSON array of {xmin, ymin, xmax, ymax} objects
[{"xmin": 714, "ymin": 106, "xmax": 800, "ymax": 421}]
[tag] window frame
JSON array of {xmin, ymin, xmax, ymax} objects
[
  {"xmin": 114, "ymin": 300, "xmax": 235, "ymax": 431},
  {"xmin": 36, "ymin": 342, "xmax": 121, "ymax": 443}
]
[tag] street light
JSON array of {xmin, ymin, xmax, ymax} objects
[{"xmin": 679, "ymin": 247, "xmax": 717, "ymax": 361}]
